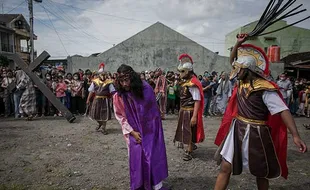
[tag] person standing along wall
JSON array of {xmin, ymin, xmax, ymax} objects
[{"xmin": 154, "ymin": 68, "xmax": 167, "ymax": 120}]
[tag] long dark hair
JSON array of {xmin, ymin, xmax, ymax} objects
[{"xmin": 115, "ymin": 64, "xmax": 144, "ymax": 99}]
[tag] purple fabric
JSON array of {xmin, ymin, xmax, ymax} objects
[{"xmin": 122, "ymin": 81, "xmax": 168, "ymax": 190}]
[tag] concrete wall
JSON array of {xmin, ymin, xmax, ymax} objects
[
  {"xmin": 225, "ymin": 20, "xmax": 310, "ymax": 58},
  {"xmin": 68, "ymin": 22, "xmax": 231, "ymax": 76},
  {"xmin": 269, "ymin": 62, "xmax": 285, "ymax": 80}
]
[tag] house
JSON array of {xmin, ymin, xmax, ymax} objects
[
  {"xmin": 0, "ymin": 14, "xmax": 37, "ymax": 64},
  {"xmin": 281, "ymin": 52, "xmax": 310, "ymax": 80}
]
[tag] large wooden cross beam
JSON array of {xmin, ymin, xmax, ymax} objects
[{"xmin": 1, "ymin": 51, "xmax": 76, "ymax": 123}]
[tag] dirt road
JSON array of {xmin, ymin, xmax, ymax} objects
[{"xmin": 0, "ymin": 115, "xmax": 309, "ymax": 190}]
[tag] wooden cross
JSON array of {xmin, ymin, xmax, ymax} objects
[{"xmin": 1, "ymin": 51, "xmax": 76, "ymax": 123}]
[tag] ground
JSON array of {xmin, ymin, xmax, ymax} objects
[{"xmin": 0, "ymin": 115, "xmax": 309, "ymax": 190}]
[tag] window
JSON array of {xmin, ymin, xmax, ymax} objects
[{"xmin": 0, "ymin": 32, "xmax": 13, "ymax": 52}]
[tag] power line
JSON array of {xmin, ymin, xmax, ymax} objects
[
  {"xmin": 49, "ymin": 0, "xmax": 152, "ymax": 24},
  {"xmin": 46, "ymin": 0, "xmax": 111, "ymax": 39},
  {"xmin": 5, "ymin": 0, "xmax": 25, "ymax": 14},
  {"xmin": 44, "ymin": 0, "xmax": 112, "ymax": 42},
  {"xmin": 34, "ymin": 16, "xmax": 81, "ymax": 44},
  {"xmin": 48, "ymin": 0, "xmax": 228, "ymax": 43},
  {"xmin": 34, "ymin": 16, "xmax": 106, "ymax": 53},
  {"xmin": 37, "ymin": 2, "xmax": 113, "ymax": 45},
  {"xmin": 42, "ymin": 5, "xmax": 69, "ymax": 56}
]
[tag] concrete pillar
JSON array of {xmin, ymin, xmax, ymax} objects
[{"xmin": 297, "ymin": 68, "xmax": 300, "ymax": 79}]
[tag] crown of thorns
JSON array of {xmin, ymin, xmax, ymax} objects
[{"xmin": 118, "ymin": 70, "xmax": 133, "ymax": 80}]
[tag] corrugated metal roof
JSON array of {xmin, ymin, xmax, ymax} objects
[
  {"xmin": 0, "ymin": 14, "xmax": 20, "ymax": 24},
  {"xmin": 281, "ymin": 52, "xmax": 310, "ymax": 64}
]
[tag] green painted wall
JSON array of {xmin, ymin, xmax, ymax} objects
[{"xmin": 225, "ymin": 20, "xmax": 310, "ymax": 59}]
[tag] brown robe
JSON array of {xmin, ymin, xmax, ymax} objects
[
  {"xmin": 89, "ymin": 79, "xmax": 113, "ymax": 121},
  {"xmin": 174, "ymin": 80, "xmax": 197, "ymax": 145}
]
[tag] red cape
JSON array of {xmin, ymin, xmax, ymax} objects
[
  {"xmin": 191, "ymin": 76, "xmax": 205, "ymax": 143},
  {"xmin": 214, "ymin": 81, "xmax": 288, "ymax": 179}
]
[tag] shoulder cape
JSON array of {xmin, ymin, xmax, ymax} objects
[
  {"xmin": 190, "ymin": 76, "xmax": 205, "ymax": 143},
  {"xmin": 214, "ymin": 81, "xmax": 288, "ymax": 179}
]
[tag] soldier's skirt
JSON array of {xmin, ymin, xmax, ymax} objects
[
  {"xmin": 215, "ymin": 118, "xmax": 281, "ymax": 179},
  {"xmin": 89, "ymin": 97, "xmax": 111, "ymax": 122},
  {"xmin": 174, "ymin": 109, "xmax": 197, "ymax": 145}
]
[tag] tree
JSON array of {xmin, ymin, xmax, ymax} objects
[{"xmin": 0, "ymin": 55, "xmax": 10, "ymax": 67}]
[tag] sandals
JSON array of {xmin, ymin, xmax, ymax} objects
[
  {"xmin": 176, "ymin": 142, "xmax": 184, "ymax": 149},
  {"xmin": 26, "ymin": 115, "xmax": 33, "ymax": 121},
  {"xmin": 183, "ymin": 152, "xmax": 192, "ymax": 161},
  {"xmin": 96, "ymin": 125, "xmax": 102, "ymax": 131},
  {"xmin": 101, "ymin": 130, "xmax": 108, "ymax": 135},
  {"xmin": 192, "ymin": 144, "xmax": 198, "ymax": 151}
]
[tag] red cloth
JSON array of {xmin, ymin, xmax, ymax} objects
[
  {"xmin": 191, "ymin": 76, "xmax": 205, "ymax": 143},
  {"xmin": 298, "ymin": 90, "xmax": 305, "ymax": 103},
  {"xmin": 99, "ymin": 62, "xmax": 105, "ymax": 69},
  {"xmin": 214, "ymin": 82, "xmax": 288, "ymax": 179}
]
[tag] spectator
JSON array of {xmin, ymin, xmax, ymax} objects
[
  {"xmin": 201, "ymin": 73, "xmax": 214, "ymax": 117},
  {"xmin": 216, "ymin": 72, "xmax": 232, "ymax": 115},
  {"xmin": 1, "ymin": 69, "xmax": 15, "ymax": 117},
  {"xmin": 64, "ymin": 73, "xmax": 73, "ymax": 110},
  {"xmin": 166, "ymin": 78, "xmax": 176, "ymax": 114},
  {"xmin": 277, "ymin": 73, "xmax": 292, "ymax": 106},
  {"xmin": 71, "ymin": 72, "xmax": 84, "ymax": 114},
  {"xmin": 55, "ymin": 76, "xmax": 67, "ymax": 116}
]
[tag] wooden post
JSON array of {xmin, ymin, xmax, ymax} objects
[{"xmin": 1, "ymin": 51, "xmax": 76, "ymax": 123}]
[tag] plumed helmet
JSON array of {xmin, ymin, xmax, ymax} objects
[
  {"xmin": 230, "ymin": 44, "xmax": 270, "ymax": 80},
  {"xmin": 178, "ymin": 53, "xmax": 194, "ymax": 71},
  {"xmin": 99, "ymin": 62, "xmax": 105, "ymax": 69},
  {"xmin": 98, "ymin": 62, "xmax": 105, "ymax": 74}
]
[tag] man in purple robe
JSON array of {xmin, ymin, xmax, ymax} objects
[{"xmin": 113, "ymin": 64, "xmax": 168, "ymax": 190}]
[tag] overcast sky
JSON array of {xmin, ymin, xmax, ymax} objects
[{"xmin": 3, "ymin": 0, "xmax": 310, "ymax": 58}]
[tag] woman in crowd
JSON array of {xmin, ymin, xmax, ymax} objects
[{"xmin": 71, "ymin": 72, "xmax": 84, "ymax": 115}]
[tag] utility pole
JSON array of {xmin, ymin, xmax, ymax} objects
[
  {"xmin": 28, "ymin": 0, "xmax": 43, "ymax": 63},
  {"xmin": 2, "ymin": 0, "xmax": 4, "ymax": 14},
  {"xmin": 28, "ymin": 0, "xmax": 34, "ymax": 63}
]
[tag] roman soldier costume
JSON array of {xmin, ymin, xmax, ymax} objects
[
  {"xmin": 174, "ymin": 54, "xmax": 205, "ymax": 161},
  {"xmin": 214, "ymin": 44, "xmax": 289, "ymax": 179},
  {"xmin": 88, "ymin": 63, "xmax": 115, "ymax": 134}
]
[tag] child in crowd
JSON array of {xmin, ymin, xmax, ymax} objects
[
  {"xmin": 166, "ymin": 79, "xmax": 176, "ymax": 114},
  {"xmin": 55, "ymin": 76, "xmax": 67, "ymax": 116}
]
